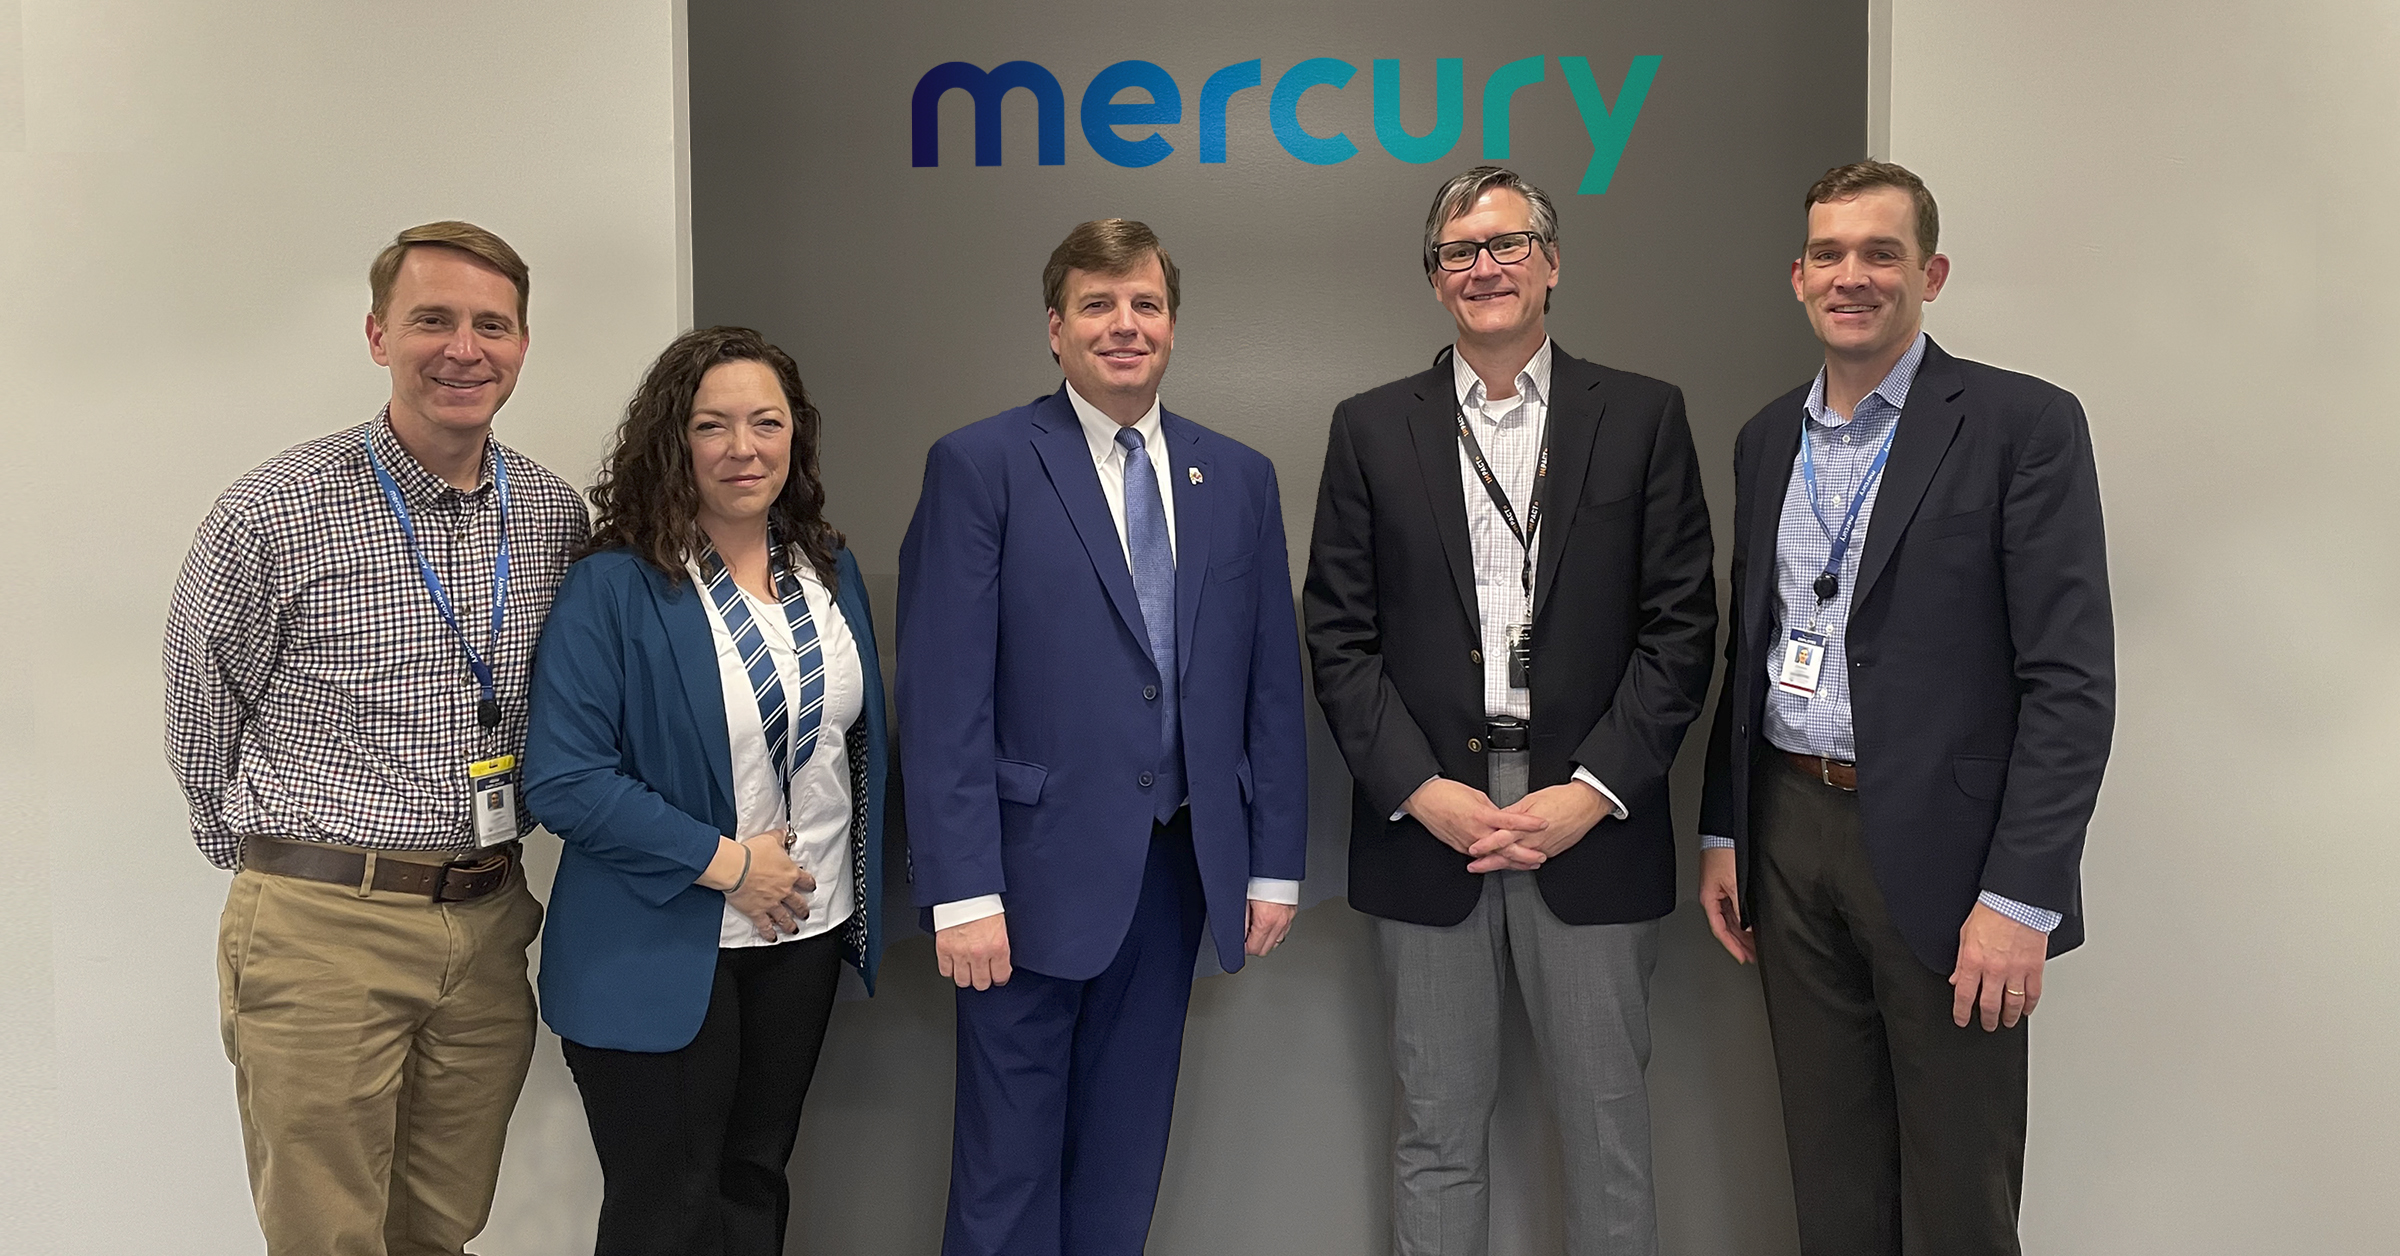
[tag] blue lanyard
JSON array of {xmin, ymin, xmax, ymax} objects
[
  {"xmin": 365, "ymin": 430, "xmax": 511, "ymax": 729},
  {"xmin": 1798, "ymin": 415, "xmax": 1898, "ymax": 603}
]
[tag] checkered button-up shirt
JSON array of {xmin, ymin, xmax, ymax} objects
[
  {"xmin": 1440, "ymin": 341, "xmax": 1625, "ymax": 817},
  {"xmin": 1702, "ymin": 334, "xmax": 2058, "ymax": 933},
  {"xmin": 164, "ymin": 411, "xmax": 589, "ymax": 869}
]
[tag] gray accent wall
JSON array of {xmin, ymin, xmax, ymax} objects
[{"xmin": 689, "ymin": 2, "xmax": 1864, "ymax": 1250}]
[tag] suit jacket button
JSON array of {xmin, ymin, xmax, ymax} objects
[
  {"xmin": 1467, "ymin": 737, "xmax": 1483, "ymax": 753},
  {"xmin": 1143, "ymin": 684, "xmax": 1158, "ymax": 701},
  {"xmin": 1470, "ymin": 649, "xmax": 1483, "ymax": 664},
  {"xmin": 1138, "ymin": 771, "xmax": 1154, "ymax": 787}
]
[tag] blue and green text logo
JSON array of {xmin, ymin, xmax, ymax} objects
[{"xmin": 911, "ymin": 55, "xmax": 1661, "ymax": 194}]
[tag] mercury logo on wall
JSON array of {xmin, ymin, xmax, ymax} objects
[{"xmin": 912, "ymin": 56, "xmax": 1661, "ymax": 194}]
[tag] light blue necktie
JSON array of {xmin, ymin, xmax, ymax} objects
[{"xmin": 1116, "ymin": 427, "xmax": 1184, "ymax": 822}]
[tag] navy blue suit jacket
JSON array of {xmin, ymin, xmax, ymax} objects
[
  {"xmin": 1701, "ymin": 339, "xmax": 2115, "ymax": 972},
  {"xmin": 524, "ymin": 546, "xmax": 888, "ymax": 1052},
  {"xmin": 896, "ymin": 386, "xmax": 1308, "ymax": 980}
]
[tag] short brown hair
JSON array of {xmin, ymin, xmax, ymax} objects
[
  {"xmin": 368, "ymin": 221, "xmax": 531, "ymax": 329},
  {"xmin": 1422, "ymin": 165, "xmax": 1560, "ymax": 275},
  {"xmin": 1805, "ymin": 161, "xmax": 1940, "ymax": 260},
  {"xmin": 1042, "ymin": 219, "xmax": 1180, "ymax": 319}
]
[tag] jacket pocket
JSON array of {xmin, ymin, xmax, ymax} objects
[
  {"xmin": 995, "ymin": 758, "xmax": 1048, "ymax": 805},
  {"xmin": 1953, "ymin": 755, "xmax": 2010, "ymax": 802},
  {"xmin": 1914, "ymin": 505, "xmax": 1995, "ymax": 542},
  {"xmin": 1209, "ymin": 554, "xmax": 1255, "ymax": 585},
  {"xmin": 1235, "ymin": 756, "xmax": 1255, "ymax": 804},
  {"xmin": 1577, "ymin": 490, "xmax": 1641, "ymax": 520}
]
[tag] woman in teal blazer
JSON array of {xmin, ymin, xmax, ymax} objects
[{"xmin": 524, "ymin": 326, "xmax": 884, "ymax": 1256}]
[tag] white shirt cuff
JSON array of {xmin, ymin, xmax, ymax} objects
[
  {"xmin": 1569, "ymin": 766, "xmax": 1629, "ymax": 820},
  {"xmin": 1391, "ymin": 774, "xmax": 1442, "ymax": 822},
  {"xmin": 1246, "ymin": 878, "xmax": 1300, "ymax": 905},
  {"xmin": 1700, "ymin": 835, "xmax": 1735, "ymax": 850},
  {"xmin": 932, "ymin": 895, "xmax": 1005, "ymax": 931},
  {"xmin": 1978, "ymin": 891, "xmax": 2062, "ymax": 934}
]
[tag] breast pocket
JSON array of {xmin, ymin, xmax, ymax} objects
[
  {"xmin": 1912, "ymin": 505, "xmax": 1995, "ymax": 543},
  {"xmin": 1208, "ymin": 554, "xmax": 1255, "ymax": 585},
  {"xmin": 1576, "ymin": 489, "xmax": 1641, "ymax": 521}
]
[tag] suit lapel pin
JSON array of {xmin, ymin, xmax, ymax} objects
[{"xmin": 1188, "ymin": 467, "xmax": 1203, "ymax": 485}]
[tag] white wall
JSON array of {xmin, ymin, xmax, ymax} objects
[
  {"xmin": 1887, "ymin": 3, "xmax": 2400, "ymax": 1251},
  {"xmin": 0, "ymin": 3, "xmax": 687, "ymax": 1252},
  {"xmin": 12, "ymin": 4, "xmax": 2394, "ymax": 1253}
]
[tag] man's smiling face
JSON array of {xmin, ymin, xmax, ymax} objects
[
  {"xmin": 1430, "ymin": 186, "xmax": 1558, "ymax": 344},
  {"xmin": 367, "ymin": 245, "xmax": 528, "ymax": 438},
  {"xmin": 1792, "ymin": 186, "xmax": 1949, "ymax": 364},
  {"xmin": 1047, "ymin": 253, "xmax": 1175, "ymax": 416}
]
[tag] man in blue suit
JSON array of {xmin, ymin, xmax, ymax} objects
[{"xmin": 898, "ymin": 218, "xmax": 1309, "ymax": 1256}]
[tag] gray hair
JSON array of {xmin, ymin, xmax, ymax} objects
[{"xmin": 1421, "ymin": 166, "xmax": 1560, "ymax": 276}]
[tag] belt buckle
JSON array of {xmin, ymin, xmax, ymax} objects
[{"xmin": 431, "ymin": 849, "xmax": 509, "ymax": 903}]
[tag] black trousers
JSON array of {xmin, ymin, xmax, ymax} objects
[
  {"xmin": 561, "ymin": 923, "xmax": 848, "ymax": 1256},
  {"xmin": 1752, "ymin": 759, "xmax": 2028, "ymax": 1256}
]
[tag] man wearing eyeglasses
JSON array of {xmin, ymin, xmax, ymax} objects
[{"xmin": 1303, "ymin": 166, "xmax": 1717, "ymax": 1255}]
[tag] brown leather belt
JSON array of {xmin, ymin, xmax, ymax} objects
[
  {"xmin": 1779, "ymin": 751, "xmax": 1858, "ymax": 792},
  {"xmin": 242, "ymin": 835, "xmax": 519, "ymax": 902}
]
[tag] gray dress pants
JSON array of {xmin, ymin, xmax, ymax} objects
[{"xmin": 1375, "ymin": 871, "xmax": 1660, "ymax": 1256}]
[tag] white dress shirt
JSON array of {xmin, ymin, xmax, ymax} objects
[
  {"xmin": 931, "ymin": 383, "xmax": 1300, "ymax": 932},
  {"xmin": 689, "ymin": 554, "xmax": 864, "ymax": 948},
  {"xmin": 1394, "ymin": 342, "xmax": 1626, "ymax": 821}
]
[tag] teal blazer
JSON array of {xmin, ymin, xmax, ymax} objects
[{"xmin": 525, "ymin": 545, "xmax": 886, "ymax": 1052}]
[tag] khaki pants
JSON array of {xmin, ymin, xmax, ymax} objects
[{"xmin": 218, "ymin": 859, "xmax": 543, "ymax": 1256}]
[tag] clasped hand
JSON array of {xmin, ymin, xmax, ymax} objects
[
  {"xmin": 1405, "ymin": 777, "xmax": 1607, "ymax": 873},
  {"xmin": 724, "ymin": 831, "xmax": 815, "ymax": 942}
]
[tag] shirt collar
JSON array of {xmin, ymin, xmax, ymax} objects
[
  {"xmin": 369, "ymin": 406, "xmax": 495, "ymax": 503},
  {"xmin": 1804, "ymin": 331, "xmax": 1928, "ymax": 428},
  {"xmin": 1065, "ymin": 381, "xmax": 1167, "ymax": 464},
  {"xmin": 1452, "ymin": 338, "xmax": 1553, "ymax": 413}
]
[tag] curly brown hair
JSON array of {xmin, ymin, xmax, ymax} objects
[{"xmin": 582, "ymin": 326, "xmax": 844, "ymax": 587}]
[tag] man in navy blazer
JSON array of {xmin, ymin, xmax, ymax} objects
[
  {"xmin": 898, "ymin": 218, "xmax": 1308, "ymax": 1256},
  {"xmin": 1698, "ymin": 162, "xmax": 2114, "ymax": 1255}
]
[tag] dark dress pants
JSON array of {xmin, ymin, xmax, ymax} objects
[
  {"xmin": 561, "ymin": 922, "xmax": 847, "ymax": 1256},
  {"xmin": 942, "ymin": 812, "xmax": 1207, "ymax": 1256},
  {"xmin": 1752, "ymin": 757, "xmax": 2029, "ymax": 1256}
]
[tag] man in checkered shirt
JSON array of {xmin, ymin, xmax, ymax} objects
[{"xmin": 164, "ymin": 222, "xmax": 589, "ymax": 1256}]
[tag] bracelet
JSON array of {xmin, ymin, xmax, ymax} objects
[{"xmin": 727, "ymin": 842, "xmax": 752, "ymax": 894}]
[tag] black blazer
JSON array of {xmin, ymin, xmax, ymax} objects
[
  {"xmin": 1700, "ymin": 338, "xmax": 2115, "ymax": 972},
  {"xmin": 1305, "ymin": 347, "xmax": 1718, "ymax": 927}
]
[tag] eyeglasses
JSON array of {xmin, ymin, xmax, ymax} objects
[{"xmin": 1432, "ymin": 231, "xmax": 1545, "ymax": 272}]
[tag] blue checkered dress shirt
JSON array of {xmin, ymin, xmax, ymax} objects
[{"xmin": 1703, "ymin": 335, "xmax": 2059, "ymax": 934}]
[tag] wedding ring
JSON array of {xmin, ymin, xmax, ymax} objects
[{"xmin": 2004, "ymin": 987, "xmax": 2026, "ymax": 996}]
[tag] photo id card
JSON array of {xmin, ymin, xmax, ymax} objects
[
  {"xmin": 1506, "ymin": 623, "xmax": 1531, "ymax": 689},
  {"xmin": 468, "ymin": 754, "xmax": 520, "ymax": 848},
  {"xmin": 1775, "ymin": 629, "xmax": 1830, "ymax": 697}
]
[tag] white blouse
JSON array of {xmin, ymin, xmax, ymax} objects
[{"xmin": 687, "ymin": 553, "xmax": 864, "ymax": 949}]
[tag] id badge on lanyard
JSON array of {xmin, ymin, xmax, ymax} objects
[
  {"xmin": 1782, "ymin": 417, "xmax": 1897, "ymax": 700},
  {"xmin": 366, "ymin": 428, "xmax": 516, "ymax": 840},
  {"xmin": 1456, "ymin": 396, "xmax": 1547, "ymax": 695},
  {"xmin": 1775, "ymin": 629, "xmax": 1829, "ymax": 696},
  {"xmin": 469, "ymin": 755, "xmax": 521, "ymax": 847}
]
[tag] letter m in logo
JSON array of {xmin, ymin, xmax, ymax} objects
[{"xmin": 912, "ymin": 62, "xmax": 1066, "ymax": 166}]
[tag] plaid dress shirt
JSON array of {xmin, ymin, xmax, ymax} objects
[
  {"xmin": 164, "ymin": 411, "xmax": 589, "ymax": 869},
  {"xmin": 1702, "ymin": 335, "xmax": 2058, "ymax": 932}
]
